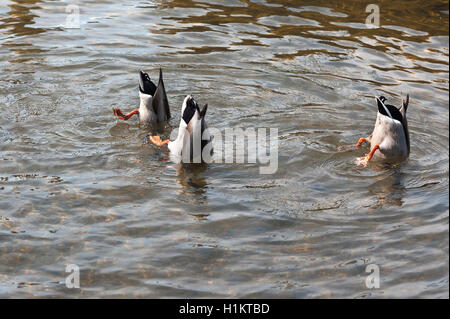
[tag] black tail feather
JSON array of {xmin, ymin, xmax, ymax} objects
[
  {"xmin": 200, "ymin": 104, "xmax": 208, "ymax": 118},
  {"xmin": 152, "ymin": 68, "xmax": 171, "ymax": 122}
]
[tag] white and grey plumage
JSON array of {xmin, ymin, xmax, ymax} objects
[
  {"xmin": 367, "ymin": 95, "xmax": 410, "ymax": 159},
  {"xmin": 340, "ymin": 94, "xmax": 410, "ymax": 166},
  {"xmin": 113, "ymin": 68, "xmax": 171, "ymax": 124},
  {"xmin": 149, "ymin": 95, "xmax": 213, "ymax": 164}
]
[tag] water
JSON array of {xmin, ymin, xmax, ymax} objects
[{"xmin": 0, "ymin": 0, "xmax": 448, "ymax": 298}]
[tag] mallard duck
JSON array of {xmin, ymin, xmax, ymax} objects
[
  {"xmin": 149, "ymin": 95, "xmax": 213, "ymax": 163},
  {"xmin": 113, "ymin": 68, "xmax": 170, "ymax": 124},
  {"xmin": 340, "ymin": 94, "xmax": 410, "ymax": 166}
]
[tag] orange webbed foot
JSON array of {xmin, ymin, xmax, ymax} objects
[
  {"xmin": 338, "ymin": 137, "xmax": 368, "ymax": 151},
  {"xmin": 149, "ymin": 135, "xmax": 170, "ymax": 147},
  {"xmin": 355, "ymin": 144, "xmax": 379, "ymax": 167},
  {"xmin": 113, "ymin": 108, "xmax": 139, "ymax": 121},
  {"xmin": 355, "ymin": 154, "xmax": 370, "ymax": 167}
]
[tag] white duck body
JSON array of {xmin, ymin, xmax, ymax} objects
[
  {"xmin": 168, "ymin": 118, "xmax": 189, "ymax": 160},
  {"xmin": 368, "ymin": 112, "xmax": 408, "ymax": 160},
  {"xmin": 138, "ymin": 90, "xmax": 156, "ymax": 123},
  {"xmin": 368, "ymin": 95, "xmax": 410, "ymax": 162},
  {"xmin": 168, "ymin": 95, "xmax": 213, "ymax": 163}
]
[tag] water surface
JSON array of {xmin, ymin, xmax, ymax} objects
[{"xmin": 0, "ymin": 0, "xmax": 448, "ymax": 298}]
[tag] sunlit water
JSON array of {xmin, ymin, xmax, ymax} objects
[{"xmin": 0, "ymin": 0, "xmax": 448, "ymax": 298}]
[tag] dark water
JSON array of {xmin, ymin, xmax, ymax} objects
[{"xmin": 0, "ymin": 0, "xmax": 448, "ymax": 298}]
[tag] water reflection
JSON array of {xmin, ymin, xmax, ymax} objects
[
  {"xmin": 368, "ymin": 163, "xmax": 407, "ymax": 208},
  {"xmin": 0, "ymin": 0, "xmax": 45, "ymax": 37},
  {"xmin": 174, "ymin": 163, "xmax": 208, "ymax": 203},
  {"xmin": 0, "ymin": 0, "xmax": 47, "ymax": 65}
]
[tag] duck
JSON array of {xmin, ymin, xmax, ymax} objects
[
  {"xmin": 149, "ymin": 95, "xmax": 213, "ymax": 163},
  {"xmin": 339, "ymin": 94, "xmax": 410, "ymax": 167},
  {"xmin": 113, "ymin": 68, "xmax": 171, "ymax": 124}
]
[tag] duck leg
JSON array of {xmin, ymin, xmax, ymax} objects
[
  {"xmin": 113, "ymin": 108, "xmax": 139, "ymax": 121},
  {"xmin": 338, "ymin": 137, "xmax": 368, "ymax": 151},
  {"xmin": 355, "ymin": 137, "xmax": 368, "ymax": 147},
  {"xmin": 149, "ymin": 135, "xmax": 170, "ymax": 147},
  {"xmin": 356, "ymin": 144, "xmax": 379, "ymax": 167}
]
